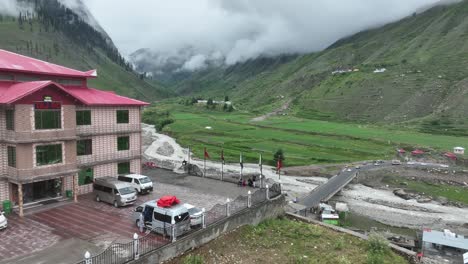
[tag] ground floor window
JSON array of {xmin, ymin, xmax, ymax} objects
[
  {"xmin": 36, "ymin": 144, "xmax": 62, "ymax": 166},
  {"xmin": 118, "ymin": 161, "xmax": 130, "ymax": 175},
  {"xmin": 78, "ymin": 168, "xmax": 94, "ymax": 186}
]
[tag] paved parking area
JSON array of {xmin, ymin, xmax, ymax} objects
[{"xmin": 0, "ymin": 169, "xmax": 252, "ymax": 264}]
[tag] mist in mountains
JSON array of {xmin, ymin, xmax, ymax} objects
[{"xmin": 82, "ymin": 0, "xmax": 456, "ymax": 74}]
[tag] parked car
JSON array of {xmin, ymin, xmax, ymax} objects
[
  {"xmin": 391, "ymin": 160, "xmax": 401, "ymax": 165},
  {"xmin": 118, "ymin": 174, "xmax": 153, "ymax": 194},
  {"xmin": 183, "ymin": 203, "xmax": 203, "ymax": 227},
  {"xmin": 0, "ymin": 211, "xmax": 7, "ymax": 230},
  {"xmin": 93, "ymin": 177, "xmax": 137, "ymax": 207},
  {"xmin": 133, "ymin": 200, "xmax": 191, "ymax": 237}
]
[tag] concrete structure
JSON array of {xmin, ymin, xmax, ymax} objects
[
  {"xmin": 0, "ymin": 49, "xmax": 148, "ymax": 216},
  {"xmin": 422, "ymin": 229, "xmax": 468, "ymax": 263},
  {"xmin": 454, "ymin": 147, "xmax": 465, "ymax": 155}
]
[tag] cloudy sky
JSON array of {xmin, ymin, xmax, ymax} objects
[{"xmin": 81, "ymin": 1, "xmax": 444, "ymax": 69}]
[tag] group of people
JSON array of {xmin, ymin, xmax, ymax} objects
[{"xmin": 238, "ymin": 175, "xmax": 258, "ymax": 187}]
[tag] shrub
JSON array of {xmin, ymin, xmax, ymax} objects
[
  {"xmin": 367, "ymin": 233, "xmax": 389, "ymax": 254},
  {"xmin": 182, "ymin": 254, "xmax": 204, "ymax": 264}
]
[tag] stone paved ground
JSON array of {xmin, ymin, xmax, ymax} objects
[{"xmin": 0, "ymin": 168, "xmax": 252, "ymax": 264}]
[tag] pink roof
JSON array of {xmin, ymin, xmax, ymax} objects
[
  {"xmin": 0, "ymin": 49, "xmax": 96, "ymax": 78},
  {"xmin": 398, "ymin": 149, "xmax": 406, "ymax": 153},
  {"xmin": 66, "ymin": 86, "xmax": 149, "ymax": 106},
  {"xmin": 0, "ymin": 81, "xmax": 148, "ymax": 106},
  {"xmin": 411, "ymin": 149, "xmax": 425, "ymax": 155}
]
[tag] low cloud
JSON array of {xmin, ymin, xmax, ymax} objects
[
  {"xmin": 82, "ymin": 1, "xmax": 457, "ymax": 71},
  {"xmin": 0, "ymin": 0, "xmax": 33, "ymax": 16}
]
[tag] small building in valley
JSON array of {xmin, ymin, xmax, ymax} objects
[{"xmin": 454, "ymin": 147, "xmax": 465, "ymax": 155}]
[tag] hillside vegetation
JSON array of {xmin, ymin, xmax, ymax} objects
[
  {"xmin": 0, "ymin": 0, "xmax": 170, "ymax": 101},
  {"xmin": 169, "ymin": 218, "xmax": 409, "ymax": 264},
  {"xmin": 168, "ymin": 1, "xmax": 468, "ymax": 135}
]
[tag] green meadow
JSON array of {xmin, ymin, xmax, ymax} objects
[{"xmin": 152, "ymin": 103, "xmax": 468, "ymax": 167}]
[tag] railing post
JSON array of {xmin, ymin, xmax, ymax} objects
[
  {"xmin": 84, "ymin": 251, "xmax": 91, "ymax": 264},
  {"xmin": 171, "ymin": 219, "xmax": 176, "ymax": 242},
  {"xmin": 278, "ymin": 180, "xmax": 282, "ymax": 194},
  {"xmin": 247, "ymin": 191, "xmax": 252, "ymax": 208},
  {"xmin": 266, "ymin": 185, "xmax": 270, "ymax": 201},
  {"xmin": 133, "ymin": 233, "xmax": 139, "ymax": 260},
  {"xmin": 226, "ymin": 198, "xmax": 231, "ymax": 217},
  {"xmin": 202, "ymin": 208, "xmax": 206, "ymax": 229}
]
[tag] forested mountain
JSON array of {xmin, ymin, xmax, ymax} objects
[
  {"xmin": 139, "ymin": 0, "xmax": 468, "ymax": 135},
  {"xmin": 0, "ymin": 0, "xmax": 171, "ymax": 101}
]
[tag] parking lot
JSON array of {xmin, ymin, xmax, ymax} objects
[{"xmin": 0, "ymin": 169, "xmax": 253, "ymax": 264}]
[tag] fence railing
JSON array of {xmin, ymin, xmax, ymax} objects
[
  {"xmin": 6, "ymin": 163, "xmax": 79, "ymax": 183},
  {"xmin": 75, "ymin": 182, "xmax": 282, "ymax": 264},
  {"xmin": 76, "ymin": 124, "xmax": 141, "ymax": 136},
  {"xmin": 77, "ymin": 150, "xmax": 141, "ymax": 167}
]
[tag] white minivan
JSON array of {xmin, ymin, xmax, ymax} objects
[
  {"xmin": 118, "ymin": 174, "xmax": 153, "ymax": 194},
  {"xmin": 0, "ymin": 211, "xmax": 7, "ymax": 230},
  {"xmin": 133, "ymin": 200, "xmax": 191, "ymax": 237}
]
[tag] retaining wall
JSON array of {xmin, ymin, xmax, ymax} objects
[{"xmin": 131, "ymin": 194, "xmax": 286, "ymax": 264}]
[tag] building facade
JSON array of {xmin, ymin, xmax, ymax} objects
[{"xmin": 0, "ymin": 49, "xmax": 148, "ymax": 216}]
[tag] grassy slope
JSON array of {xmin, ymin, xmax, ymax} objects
[
  {"xmin": 170, "ymin": 2, "xmax": 468, "ymax": 133},
  {"xmin": 155, "ymin": 103, "xmax": 468, "ymax": 166},
  {"xmin": 0, "ymin": 16, "xmax": 170, "ymax": 101},
  {"xmin": 170, "ymin": 218, "xmax": 408, "ymax": 264}
]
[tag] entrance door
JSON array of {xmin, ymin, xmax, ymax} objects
[{"xmin": 22, "ymin": 179, "xmax": 62, "ymax": 204}]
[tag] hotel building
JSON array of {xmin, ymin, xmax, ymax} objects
[{"xmin": 0, "ymin": 49, "xmax": 148, "ymax": 216}]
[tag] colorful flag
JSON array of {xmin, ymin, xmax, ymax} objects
[
  {"xmin": 221, "ymin": 149, "xmax": 225, "ymax": 164},
  {"xmin": 276, "ymin": 159, "xmax": 282, "ymax": 171},
  {"xmin": 240, "ymin": 152, "xmax": 243, "ymax": 169},
  {"xmin": 204, "ymin": 147, "xmax": 210, "ymax": 159}
]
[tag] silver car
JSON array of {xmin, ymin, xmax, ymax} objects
[
  {"xmin": 93, "ymin": 177, "xmax": 137, "ymax": 207},
  {"xmin": 133, "ymin": 200, "xmax": 191, "ymax": 237},
  {"xmin": 0, "ymin": 211, "xmax": 7, "ymax": 230},
  {"xmin": 183, "ymin": 203, "xmax": 203, "ymax": 227}
]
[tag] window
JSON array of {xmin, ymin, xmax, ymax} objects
[
  {"xmin": 58, "ymin": 79, "xmax": 83, "ymax": 86},
  {"xmin": 7, "ymin": 146, "xmax": 16, "ymax": 168},
  {"xmin": 35, "ymin": 110, "xmax": 61, "ymax": 129},
  {"xmin": 118, "ymin": 162, "xmax": 130, "ymax": 174},
  {"xmin": 117, "ymin": 176, "xmax": 132, "ymax": 182},
  {"xmin": 0, "ymin": 74, "xmax": 14, "ymax": 81},
  {"xmin": 117, "ymin": 136, "xmax": 129, "ymax": 151},
  {"xmin": 78, "ymin": 168, "xmax": 94, "ymax": 186},
  {"xmin": 77, "ymin": 139, "xmax": 92, "ymax": 156},
  {"xmin": 5, "ymin": 110, "xmax": 14, "ymax": 130},
  {"xmin": 175, "ymin": 212, "xmax": 190, "ymax": 223},
  {"xmin": 36, "ymin": 144, "xmax": 62, "ymax": 166},
  {"xmin": 76, "ymin": 110, "xmax": 91, "ymax": 125},
  {"xmin": 17, "ymin": 75, "xmax": 41, "ymax": 82},
  {"xmin": 154, "ymin": 212, "xmax": 172, "ymax": 223},
  {"xmin": 93, "ymin": 184, "xmax": 112, "ymax": 193},
  {"xmin": 116, "ymin": 110, "xmax": 129, "ymax": 124}
]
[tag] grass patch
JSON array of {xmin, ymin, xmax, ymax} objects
[
  {"xmin": 169, "ymin": 218, "xmax": 409, "ymax": 264},
  {"xmin": 384, "ymin": 177, "xmax": 468, "ymax": 205}
]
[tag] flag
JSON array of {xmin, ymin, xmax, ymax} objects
[
  {"xmin": 204, "ymin": 147, "xmax": 210, "ymax": 159},
  {"xmin": 221, "ymin": 149, "xmax": 225, "ymax": 164},
  {"xmin": 240, "ymin": 152, "xmax": 243, "ymax": 169},
  {"xmin": 276, "ymin": 159, "xmax": 282, "ymax": 171}
]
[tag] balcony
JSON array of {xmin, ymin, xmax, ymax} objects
[
  {"xmin": 76, "ymin": 124, "xmax": 141, "ymax": 137},
  {"xmin": 77, "ymin": 149, "xmax": 141, "ymax": 167},
  {"xmin": 6, "ymin": 164, "xmax": 79, "ymax": 183},
  {"xmin": 0, "ymin": 129, "xmax": 77, "ymax": 143}
]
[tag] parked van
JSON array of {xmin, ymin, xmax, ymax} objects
[
  {"xmin": 118, "ymin": 174, "xmax": 153, "ymax": 194},
  {"xmin": 133, "ymin": 200, "xmax": 191, "ymax": 237},
  {"xmin": 93, "ymin": 177, "xmax": 137, "ymax": 207}
]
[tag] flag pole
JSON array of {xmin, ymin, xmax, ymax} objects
[
  {"xmin": 240, "ymin": 152, "xmax": 243, "ymax": 182},
  {"xmin": 221, "ymin": 149, "xmax": 224, "ymax": 181},
  {"xmin": 259, "ymin": 153, "xmax": 263, "ymax": 188},
  {"xmin": 188, "ymin": 146, "xmax": 191, "ymax": 165},
  {"xmin": 204, "ymin": 147, "xmax": 206, "ymax": 178}
]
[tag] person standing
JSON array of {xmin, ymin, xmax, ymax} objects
[{"xmin": 138, "ymin": 212, "xmax": 145, "ymax": 233}]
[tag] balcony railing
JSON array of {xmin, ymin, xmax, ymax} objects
[
  {"xmin": 0, "ymin": 129, "xmax": 77, "ymax": 143},
  {"xmin": 76, "ymin": 124, "xmax": 141, "ymax": 136},
  {"xmin": 77, "ymin": 149, "xmax": 141, "ymax": 167},
  {"xmin": 6, "ymin": 163, "xmax": 79, "ymax": 183}
]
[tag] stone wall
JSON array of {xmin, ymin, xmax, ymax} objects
[{"xmin": 131, "ymin": 194, "xmax": 286, "ymax": 264}]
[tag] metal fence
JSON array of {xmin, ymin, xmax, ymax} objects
[{"xmin": 76, "ymin": 183, "xmax": 282, "ymax": 264}]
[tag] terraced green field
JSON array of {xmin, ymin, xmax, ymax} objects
[{"xmin": 155, "ymin": 103, "xmax": 468, "ymax": 166}]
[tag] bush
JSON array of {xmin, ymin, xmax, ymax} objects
[
  {"xmin": 182, "ymin": 254, "xmax": 204, "ymax": 264},
  {"xmin": 367, "ymin": 233, "xmax": 389, "ymax": 254},
  {"xmin": 367, "ymin": 251, "xmax": 384, "ymax": 264},
  {"xmin": 142, "ymin": 108, "xmax": 174, "ymax": 131}
]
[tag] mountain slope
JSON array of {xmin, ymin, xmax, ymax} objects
[
  {"xmin": 0, "ymin": 0, "xmax": 171, "ymax": 101},
  {"xmin": 162, "ymin": 1, "xmax": 468, "ymax": 135}
]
